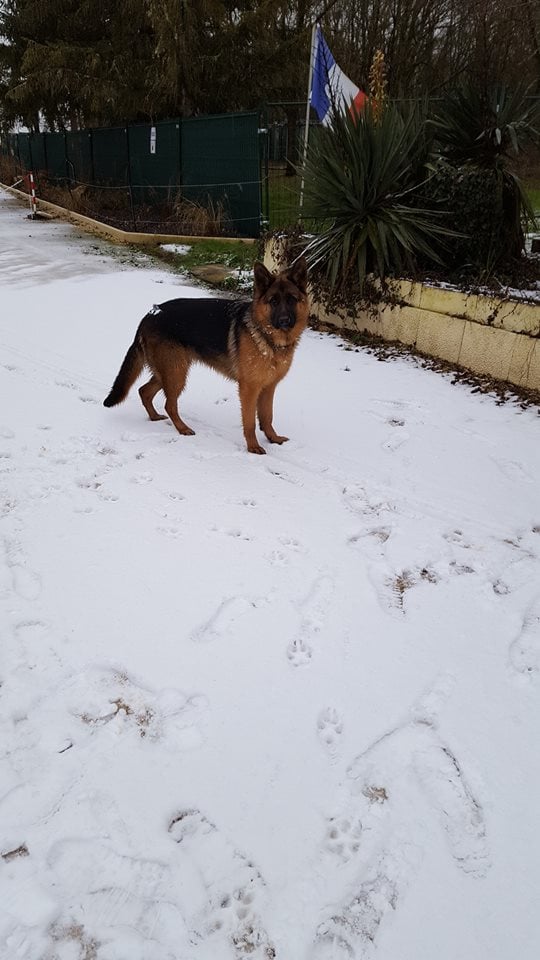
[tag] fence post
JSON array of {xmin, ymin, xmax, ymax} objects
[
  {"xmin": 177, "ymin": 120, "xmax": 182, "ymax": 205},
  {"xmin": 43, "ymin": 132, "xmax": 48, "ymax": 178},
  {"xmin": 259, "ymin": 104, "xmax": 269, "ymax": 233},
  {"xmin": 64, "ymin": 130, "xmax": 69, "ymax": 181},
  {"xmin": 125, "ymin": 126, "xmax": 136, "ymax": 231},
  {"xmin": 89, "ymin": 129, "xmax": 95, "ymax": 184}
]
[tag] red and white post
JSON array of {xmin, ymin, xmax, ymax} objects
[{"xmin": 28, "ymin": 171, "xmax": 37, "ymax": 218}]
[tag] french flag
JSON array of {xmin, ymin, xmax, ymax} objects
[{"xmin": 310, "ymin": 26, "xmax": 367, "ymax": 126}]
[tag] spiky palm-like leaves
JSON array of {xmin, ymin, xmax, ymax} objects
[
  {"xmin": 301, "ymin": 103, "xmax": 451, "ymax": 291},
  {"xmin": 431, "ymin": 83, "xmax": 540, "ymax": 166},
  {"xmin": 430, "ymin": 84, "xmax": 540, "ymax": 264}
]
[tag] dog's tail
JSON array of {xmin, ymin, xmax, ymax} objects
[{"xmin": 103, "ymin": 338, "xmax": 144, "ymax": 407}]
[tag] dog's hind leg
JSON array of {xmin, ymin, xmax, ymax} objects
[
  {"xmin": 257, "ymin": 383, "xmax": 289, "ymax": 445},
  {"xmin": 161, "ymin": 362, "xmax": 195, "ymax": 436},
  {"xmin": 139, "ymin": 375, "xmax": 167, "ymax": 421},
  {"xmin": 139, "ymin": 375, "xmax": 166, "ymax": 421}
]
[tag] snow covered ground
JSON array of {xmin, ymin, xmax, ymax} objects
[{"xmin": 1, "ymin": 187, "xmax": 540, "ymax": 960}]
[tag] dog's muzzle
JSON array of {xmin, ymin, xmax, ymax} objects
[{"xmin": 274, "ymin": 314, "xmax": 296, "ymax": 330}]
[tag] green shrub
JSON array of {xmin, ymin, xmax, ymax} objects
[
  {"xmin": 417, "ymin": 160, "xmax": 520, "ymax": 273},
  {"xmin": 429, "ymin": 85, "xmax": 539, "ymax": 267},
  {"xmin": 299, "ymin": 85, "xmax": 540, "ymax": 291},
  {"xmin": 300, "ymin": 102, "xmax": 452, "ymax": 291}
]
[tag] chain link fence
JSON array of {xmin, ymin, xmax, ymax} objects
[{"xmin": 260, "ymin": 101, "xmax": 320, "ymax": 232}]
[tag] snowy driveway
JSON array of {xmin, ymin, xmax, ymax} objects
[{"xmin": 1, "ymin": 189, "xmax": 539, "ymax": 959}]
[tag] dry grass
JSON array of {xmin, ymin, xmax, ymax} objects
[
  {"xmin": 49, "ymin": 921, "xmax": 98, "ymax": 960},
  {"xmin": 363, "ymin": 785, "xmax": 389, "ymax": 804},
  {"xmin": 171, "ymin": 194, "xmax": 228, "ymax": 236},
  {"xmin": 0, "ymin": 154, "xmax": 23, "ymax": 185},
  {"xmin": 0, "ymin": 157, "xmax": 234, "ymax": 236}
]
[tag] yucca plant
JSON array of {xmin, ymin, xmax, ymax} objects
[
  {"xmin": 430, "ymin": 84, "xmax": 540, "ymax": 266},
  {"xmin": 431, "ymin": 83, "xmax": 540, "ymax": 167},
  {"xmin": 301, "ymin": 101, "xmax": 452, "ymax": 292}
]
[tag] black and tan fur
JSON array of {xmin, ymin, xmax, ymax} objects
[{"xmin": 103, "ymin": 258, "xmax": 309, "ymax": 454}]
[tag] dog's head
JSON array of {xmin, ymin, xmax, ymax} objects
[{"xmin": 253, "ymin": 258, "xmax": 309, "ymax": 333}]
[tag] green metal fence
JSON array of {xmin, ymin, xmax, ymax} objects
[
  {"xmin": 1, "ymin": 112, "xmax": 262, "ymax": 237},
  {"xmin": 261, "ymin": 101, "xmax": 322, "ymax": 231}
]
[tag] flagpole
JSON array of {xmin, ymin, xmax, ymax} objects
[{"xmin": 298, "ymin": 21, "xmax": 318, "ymax": 218}]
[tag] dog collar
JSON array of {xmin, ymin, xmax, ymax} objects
[{"xmin": 244, "ymin": 315, "xmax": 294, "ymax": 356}]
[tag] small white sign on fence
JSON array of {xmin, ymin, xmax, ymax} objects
[{"xmin": 150, "ymin": 126, "xmax": 156, "ymax": 155}]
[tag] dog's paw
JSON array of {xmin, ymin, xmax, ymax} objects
[
  {"xmin": 248, "ymin": 443, "xmax": 266, "ymax": 455},
  {"xmin": 269, "ymin": 434, "xmax": 289, "ymax": 445}
]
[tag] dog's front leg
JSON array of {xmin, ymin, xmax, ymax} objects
[
  {"xmin": 239, "ymin": 381, "xmax": 265, "ymax": 454},
  {"xmin": 257, "ymin": 383, "xmax": 289, "ymax": 445}
]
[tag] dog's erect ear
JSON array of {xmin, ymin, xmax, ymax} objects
[
  {"xmin": 253, "ymin": 261, "xmax": 275, "ymax": 295},
  {"xmin": 286, "ymin": 256, "xmax": 308, "ymax": 294}
]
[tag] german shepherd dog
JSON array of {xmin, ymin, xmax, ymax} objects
[{"xmin": 103, "ymin": 258, "xmax": 309, "ymax": 454}]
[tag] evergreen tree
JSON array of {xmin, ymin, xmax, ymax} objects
[{"xmin": 1, "ymin": 0, "xmax": 537, "ymax": 130}]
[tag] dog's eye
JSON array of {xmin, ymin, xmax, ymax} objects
[{"xmin": 269, "ymin": 295, "xmax": 278, "ymax": 305}]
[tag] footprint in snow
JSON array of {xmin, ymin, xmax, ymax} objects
[
  {"xmin": 342, "ymin": 483, "xmax": 393, "ymax": 522},
  {"xmin": 15, "ymin": 619, "xmax": 49, "ymax": 643},
  {"xmin": 55, "ymin": 379, "xmax": 77, "ymax": 390},
  {"xmin": 168, "ymin": 809, "xmax": 275, "ymax": 958},
  {"xmin": 347, "ymin": 525, "xmax": 391, "ymax": 561},
  {"xmin": 278, "ymin": 535, "xmax": 303, "ymax": 552},
  {"xmin": 509, "ymin": 593, "xmax": 540, "ymax": 675},
  {"xmin": 366, "ymin": 564, "xmax": 439, "ymax": 618},
  {"xmin": 412, "ymin": 739, "xmax": 489, "ymax": 878},
  {"xmin": 2, "ymin": 539, "xmax": 42, "ymax": 601},
  {"xmin": 266, "ymin": 466, "xmax": 304, "ymax": 486},
  {"xmin": 156, "ymin": 525, "xmax": 180, "ymax": 538},
  {"xmin": 190, "ymin": 596, "xmax": 255, "ymax": 644},
  {"xmin": 313, "ymin": 835, "xmax": 422, "ymax": 959},
  {"xmin": 492, "ymin": 457, "xmax": 533, "ymax": 483},
  {"xmin": 317, "ymin": 707, "xmax": 344, "ymax": 762},
  {"xmin": 97, "ymin": 490, "xmax": 120, "ymax": 502},
  {"xmin": 286, "ymin": 575, "xmax": 334, "ymax": 668},
  {"xmin": 287, "ymin": 635, "xmax": 313, "ymax": 667},
  {"xmin": 347, "ymin": 718, "xmax": 489, "ymax": 878},
  {"xmin": 443, "ymin": 528, "xmax": 473, "ymax": 548},
  {"xmin": 45, "ymin": 838, "xmax": 183, "ymax": 958},
  {"xmin": 211, "ymin": 526, "xmax": 252, "ymax": 541},
  {"xmin": 316, "ymin": 693, "xmax": 489, "ymax": 956},
  {"xmin": 382, "ymin": 417, "xmax": 410, "ymax": 452},
  {"xmin": 324, "ymin": 813, "xmax": 363, "ymax": 862},
  {"xmin": 70, "ymin": 664, "xmax": 207, "ymax": 749}
]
